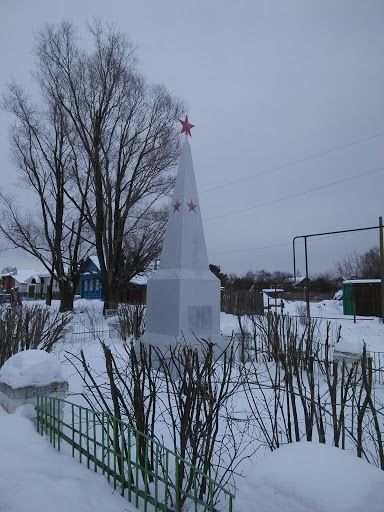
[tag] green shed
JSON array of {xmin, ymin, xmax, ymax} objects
[{"xmin": 342, "ymin": 280, "xmax": 382, "ymax": 317}]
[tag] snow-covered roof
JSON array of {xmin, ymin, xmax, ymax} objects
[
  {"xmin": 84, "ymin": 256, "xmax": 154, "ymax": 284},
  {"xmin": 89, "ymin": 255, "xmax": 100, "ymax": 270},
  {"xmin": 284, "ymin": 276, "xmax": 305, "ymax": 284},
  {"xmin": 343, "ymin": 279, "xmax": 381, "ymax": 284},
  {"xmin": 130, "ymin": 269, "xmax": 155, "ymax": 286},
  {"xmin": 3, "ymin": 269, "xmax": 41, "ymax": 284},
  {"xmin": 38, "ymin": 266, "xmax": 68, "ymax": 279}
]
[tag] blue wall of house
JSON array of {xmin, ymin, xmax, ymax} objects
[{"xmin": 80, "ymin": 258, "xmax": 104, "ymax": 300}]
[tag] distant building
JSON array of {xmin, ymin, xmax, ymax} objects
[
  {"xmin": 342, "ymin": 279, "xmax": 382, "ymax": 317},
  {"xmin": 37, "ymin": 272, "xmax": 61, "ymax": 298},
  {"xmin": 80, "ymin": 256, "xmax": 103, "ymax": 300},
  {"xmin": 0, "ymin": 267, "xmax": 64, "ymax": 299},
  {"xmin": 79, "ymin": 256, "xmax": 151, "ymax": 302},
  {"xmin": 262, "ymin": 288, "xmax": 284, "ymax": 313},
  {"xmin": 0, "ymin": 268, "xmax": 41, "ymax": 294}
]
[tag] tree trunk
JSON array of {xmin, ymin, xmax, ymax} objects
[
  {"xmin": 59, "ymin": 281, "xmax": 75, "ymax": 312},
  {"xmin": 46, "ymin": 274, "xmax": 54, "ymax": 306},
  {"xmin": 102, "ymin": 279, "xmax": 121, "ymax": 312}
]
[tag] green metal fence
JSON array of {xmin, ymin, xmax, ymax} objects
[{"xmin": 36, "ymin": 395, "xmax": 234, "ymax": 512}]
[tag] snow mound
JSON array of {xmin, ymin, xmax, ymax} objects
[
  {"xmin": 236, "ymin": 442, "xmax": 384, "ymax": 512},
  {"xmin": 333, "ymin": 289, "xmax": 343, "ymax": 300},
  {"xmin": 0, "ymin": 350, "xmax": 64, "ymax": 389}
]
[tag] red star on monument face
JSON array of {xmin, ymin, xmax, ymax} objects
[
  {"xmin": 173, "ymin": 200, "xmax": 182, "ymax": 212},
  {"xmin": 179, "ymin": 115, "xmax": 195, "ymax": 137},
  {"xmin": 187, "ymin": 200, "xmax": 197, "ymax": 213}
]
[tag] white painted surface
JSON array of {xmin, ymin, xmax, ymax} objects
[{"xmin": 145, "ymin": 139, "xmax": 221, "ymax": 347}]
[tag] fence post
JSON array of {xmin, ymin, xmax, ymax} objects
[
  {"xmin": 36, "ymin": 394, "xmax": 40, "ymax": 433},
  {"xmin": 379, "ymin": 216, "xmax": 384, "ymax": 323},
  {"xmin": 175, "ymin": 459, "xmax": 180, "ymax": 512}
]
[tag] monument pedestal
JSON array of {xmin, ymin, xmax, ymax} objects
[{"xmin": 145, "ymin": 269, "xmax": 223, "ymax": 349}]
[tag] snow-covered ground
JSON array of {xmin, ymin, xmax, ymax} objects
[
  {"xmin": 1, "ymin": 403, "xmax": 383, "ymax": 512},
  {"xmin": 0, "ymin": 406, "xmax": 138, "ymax": 512},
  {"xmin": 289, "ymin": 298, "xmax": 384, "ymax": 353},
  {"xmin": 236, "ymin": 442, "xmax": 384, "ymax": 512},
  {"xmin": 1, "ymin": 297, "xmax": 383, "ymax": 512},
  {"xmin": 221, "ymin": 298, "xmax": 384, "ymax": 353}
]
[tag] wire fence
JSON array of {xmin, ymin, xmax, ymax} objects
[
  {"xmin": 220, "ymin": 290, "xmax": 264, "ymax": 316},
  {"xmin": 36, "ymin": 395, "xmax": 234, "ymax": 512},
  {"xmin": 68, "ymin": 320, "xmax": 113, "ymax": 342},
  {"xmin": 228, "ymin": 332, "xmax": 384, "ymax": 385},
  {"xmin": 370, "ymin": 351, "xmax": 384, "ymax": 385}
]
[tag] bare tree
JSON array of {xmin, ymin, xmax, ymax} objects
[
  {"xmin": 1, "ymin": 82, "xmax": 90, "ymax": 311},
  {"xmin": 335, "ymin": 246, "xmax": 380, "ymax": 280},
  {"xmin": 120, "ymin": 206, "xmax": 168, "ymax": 286},
  {"xmin": 33, "ymin": 19, "xmax": 185, "ymax": 310}
]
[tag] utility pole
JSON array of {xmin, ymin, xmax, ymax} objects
[
  {"xmin": 380, "ymin": 216, "xmax": 384, "ymax": 323},
  {"xmin": 304, "ymin": 237, "xmax": 310, "ymax": 319}
]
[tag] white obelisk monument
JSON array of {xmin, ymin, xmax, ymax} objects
[{"xmin": 144, "ymin": 116, "xmax": 222, "ymax": 348}]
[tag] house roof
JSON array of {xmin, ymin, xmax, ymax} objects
[
  {"xmin": 130, "ymin": 270, "xmax": 155, "ymax": 286},
  {"xmin": 84, "ymin": 255, "xmax": 153, "ymax": 285},
  {"xmin": 343, "ymin": 279, "xmax": 381, "ymax": 284},
  {"xmin": 284, "ymin": 276, "xmax": 306, "ymax": 284},
  {"xmin": 89, "ymin": 255, "xmax": 100, "ymax": 270},
  {"xmin": 1, "ymin": 269, "xmax": 41, "ymax": 284}
]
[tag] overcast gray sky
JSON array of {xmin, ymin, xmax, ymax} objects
[{"xmin": 0, "ymin": 0, "xmax": 383, "ymax": 277}]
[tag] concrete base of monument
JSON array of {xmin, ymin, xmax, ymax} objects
[
  {"xmin": 143, "ymin": 331, "xmax": 225, "ymax": 348},
  {"xmin": 139, "ymin": 332, "xmax": 230, "ymax": 380},
  {"xmin": 145, "ymin": 271, "xmax": 222, "ymax": 347},
  {"xmin": 144, "ymin": 331, "xmax": 227, "ymax": 357}
]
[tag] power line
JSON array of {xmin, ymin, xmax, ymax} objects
[
  {"xmin": 208, "ymin": 242, "xmax": 291, "ymax": 256},
  {"xmin": 202, "ymin": 132, "xmax": 384, "ymax": 194},
  {"xmin": 209, "ymin": 222, "xmax": 380, "ymax": 257},
  {"xmin": 204, "ymin": 165, "xmax": 384, "ymax": 222}
]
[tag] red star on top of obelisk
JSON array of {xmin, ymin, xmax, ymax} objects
[{"xmin": 179, "ymin": 115, "xmax": 195, "ymax": 137}]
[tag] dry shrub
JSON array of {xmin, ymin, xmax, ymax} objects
[{"xmin": 0, "ymin": 304, "xmax": 72, "ymax": 366}]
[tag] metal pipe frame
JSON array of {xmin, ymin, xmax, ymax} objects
[{"xmin": 293, "ymin": 225, "xmax": 380, "ymax": 318}]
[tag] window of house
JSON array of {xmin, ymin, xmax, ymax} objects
[
  {"xmin": 95, "ymin": 280, "xmax": 100, "ymax": 292},
  {"xmin": 84, "ymin": 280, "xmax": 89, "ymax": 292}
]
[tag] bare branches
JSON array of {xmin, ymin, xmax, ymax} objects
[
  {"xmin": 0, "ymin": 304, "xmax": 71, "ymax": 366},
  {"xmin": 240, "ymin": 314, "xmax": 384, "ymax": 470},
  {"xmin": 30, "ymin": 20, "xmax": 186, "ymax": 309},
  {"xmin": 335, "ymin": 246, "xmax": 381, "ymax": 280},
  {"xmin": 2, "ymin": 19, "xmax": 186, "ymax": 311},
  {"xmin": 1, "ymin": 73, "xmax": 90, "ymax": 311}
]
